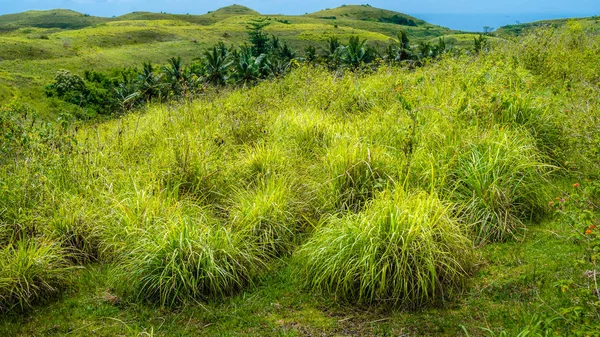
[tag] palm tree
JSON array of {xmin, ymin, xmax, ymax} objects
[
  {"xmin": 202, "ymin": 42, "xmax": 232, "ymax": 86},
  {"xmin": 232, "ymin": 46, "xmax": 265, "ymax": 85},
  {"xmin": 162, "ymin": 56, "xmax": 185, "ymax": 96},
  {"xmin": 397, "ymin": 30, "xmax": 412, "ymax": 61},
  {"xmin": 304, "ymin": 45, "xmax": 317, "ymax": 64},
  {"xmin": 339, "ymin": 36, "xmax": 374, "ymax": 70},
  {"xmin": 325, "ymin": 36, "xmax": 342, "ymax": 69},
  {"xmin": 417, "ymin": 41, "xmax": 432, "ymax": 59},
  {"xmin": 276, "ymin": 42, "xmax": 295, "ymax": 61},
  {"xmin": 137, "ymin": 62, "xmax": 164, "ymax": 101},
  {"xmin": 262, "ymin": 55, "xmax": 291, "ymax": 78}
]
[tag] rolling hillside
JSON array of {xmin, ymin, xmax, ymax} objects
[
  {"xmin": 0, "ymin": 5, "xmax": 456, "ymax": 117},
  {"xmin": 495, "ymin": 15, "xmax": 600, "ymax": 36},
  {"xmin": 0, "ymin": 9, "xmax": 109, "ymax": 32}
]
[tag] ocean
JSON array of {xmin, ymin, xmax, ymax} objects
[{"xmin": 410, "ymin": 12, "xmax": 598, "ymax": 32}]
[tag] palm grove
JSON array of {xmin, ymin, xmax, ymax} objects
[{"xmin": 44, "ymin": 17, "xmax": 468, "ymax": 119}]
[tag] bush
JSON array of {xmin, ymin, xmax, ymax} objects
[
  {"xmin": 320, "ymin": 141, "xmax": 392, "ymax": 213},
  {"xmin": 297, "ymin": 189, "xmax": 474, "ymax": 307},
  {"xmin": 42, "ymin": 196, "xmax": 101, "ymax": 263}
]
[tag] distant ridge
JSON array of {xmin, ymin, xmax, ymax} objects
[
  {"xmin": 306, "ymin": 5, "xmax": 427, "ymax": 27},
  {"xmin": 208, "ymin": 4, "xmax": 260, "ymax": 16},
  {"xmin": 495, "ymin": 15, "xmax": 600, "ymax": 36},
  {"xmin": 0, "ymin": 9, "xmax": 107, "ymax": 32}
]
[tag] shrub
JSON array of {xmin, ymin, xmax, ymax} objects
[
  {"xmin": 42, "ymin": 196, "xmax": 101, "ymax": 263},
  {"xmin": 297, "ymin": 189, "xmax": 474, "ymax": 307},
  {"xmin": 0, "ymin": 239, "xmax": 71, "ymax": 313},
  {"xmin": 237, "ymin": 143, "xmax": 291, "ymax": 185}
]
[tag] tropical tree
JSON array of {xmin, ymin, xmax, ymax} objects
[
  {"xmin": 325, "ymin": 36, "xmax": 342, "ymax": 69},
  {"xmin": 397, "ymin": 30, "xmax": 412, "ymax": 61},
  {"xmin": 304, "ymin": 45, "xmax": 317, "ymax": 64},
  {"xmin": 246, "ymin": 18, "xmax": 271, "ymax": 57},
  {"xmin": 473, "ymin": 34, "xmax": 488, "ymax": 54},
  {"xmin": 162, "ymin": 56, "xmax": 185, "ymax": 96},
  {"xmin": 339, "ymin": 36, "xmax": 375, "ymax": 69},
  {"xmin": 232, "ymin": 46, "xmax": 265, "ymax": 85},
  {"xmin": 202, "ymin": 42, "xmax": 232, "ymax": 86},
  {"xmin": 135, "ymin": 62, "xmax": 164, "ymax": 102}
]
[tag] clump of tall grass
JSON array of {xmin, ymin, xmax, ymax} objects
[
  {"xmin": 160, "ymin": 139, "xmax": 226, "ymax": 203},
  {"xmin": 450, "ymin": 129, "xmax": 552, "ymax": 243},
  {"xmin": 0, "ymin": 239, "xmax": 71, "ymax": 313},
  {"xmin": 237, "ymin": 143, "xmax": 291, "ymax": 185},
  {"xmin": 42, "ymin": 196, "xmax": 101, "ymax": 263},
  {"xmin": 297, "ymin": 189, "xmax": 474, "ymax": 307},
  {"xmin": 229, "ymin": 176, "xmax": 303, "ymax": 256},
  {"xmin": 112, "ymin": 215, "xmax": 269, "ymax": 306},
  {"xmin": 321, "ymin": 141, "xmax": 393, "ymax": 213},
  {"xmin": 491, "ymin": 94, "xmax": 566, "ymax": 165}
]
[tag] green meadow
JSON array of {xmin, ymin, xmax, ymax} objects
[{"xmin": 1, "ymin": 4, "xmax": 600, "ymax": 336}]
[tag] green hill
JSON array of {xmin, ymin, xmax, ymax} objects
[
  {"xmin": 0, "ymin": 9, "xmax": 108, "ymax": 32},
  {"xmin": 306, "ymin": 4, "xmax": 426, "ymax": 26},
  {"xmin": 117, "ymin": 5, "xmax": 260, "ymax": 25},
  {"xmin": 0, "ymin": 4, "xmax": 458, "ymax": 118},
  {"xmin": 495, "ymin": 15, "xmax": 600, "ymax": 37}
]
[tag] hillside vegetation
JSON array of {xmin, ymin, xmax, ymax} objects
[
  {"xmin": 0, "ymin": 5, "xmax": 456, "ymax": 118},
  {"xmin": 0, "ymin": 17, "xmax": 599, "ymax": 336},
  {"xmin": 496, "ymin": 15, "xmax": 600, "ymax": 37}
]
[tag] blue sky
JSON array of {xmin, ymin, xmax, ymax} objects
[
  {"xmin": 1, "ymin": 1, "xmax": 598, "ymax": 31},
  {"xmin": 2, "ymin": 0, "xmax": 598, "ymax": 16}
]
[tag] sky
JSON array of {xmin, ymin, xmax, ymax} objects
[{"xmin": 0, "ymin": 0, "xmax": 598, "ymax": 31}]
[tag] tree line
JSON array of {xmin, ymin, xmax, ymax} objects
[{"xmin": 45, "ymin": 18, "xmax": 488, "ymax": 118}]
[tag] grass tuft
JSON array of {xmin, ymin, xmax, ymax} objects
[
  {"xmin": 297, "ymin": 189, "xmax": 474, "ymax": 308},
  {"xmin": 450, "ymin": 129, "xmax": 552, "ymax": 243},
  {"xmin": 112, "ymin": 215, "xmax": 269, "ymax": 306},
  {"xmin": 0, "ymin": 239, "xmax": 71, "ymax": 313}
]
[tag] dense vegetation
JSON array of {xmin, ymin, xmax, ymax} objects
[
  {"xmin": 42, "ymin": 19, "xmax": 456, "ymax": 118},
  {"xmin": 1, "ymin": 5, "xmax": 600, "ymax": 336}
]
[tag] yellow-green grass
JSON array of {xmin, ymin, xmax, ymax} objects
[
  {"xmin": 305, "ymin": 5, "xmax": 426, "ymax": 25},
  {"xmin": 430, "ymin": 33, "xmax": 505, "ymax": 49},
  {"xmin": 496, "ymin": 15, "xmax": 600, "ymax": 37},
  {"xmin": 0, "ymin": 23, "xmax": 598, "ymax": 336},
  {"xmin": 0, "ymin": 5, "xmax": 458, "ymax": 117},
  {"xmin": 0, "ymin": 9, "xmax": 109, "ymax": 32}
]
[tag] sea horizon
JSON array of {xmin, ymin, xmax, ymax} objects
[{"xmin": 410, "ymin": 12, "xmax": 599, "ymax": 32}]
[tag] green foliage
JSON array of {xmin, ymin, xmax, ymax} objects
[
  {"xmin": 321, "ymin": 141, "xmax": 393, "ymax": 213},
  {"xmin": 298, "ymin": 189, "xmax": 474, "ymax": 307},
  {"xmin": 113, "ymin": 218, "xmax": 269, "ymax": 306},
  {"xmin": 473, "ymin": 34, "xmax": 488, "ymax": 54},
  {"xmin": 0, "ymin": 239, "xmax": 71, "ymax": 313},
  {"xmin": 229, "ymin": 176, "xmax": 303, "ymax": 256},
  {"xmin": 0, "ymin": 23, "xmax": 599, "ymax": 336},
  {"xmin": 450, "ymin": 130, "xmax": 552, "ymax": 243},
  {"xmin": 0, "ymin": 102, "xmax": 37, "ymax": 163},
  {"xmin": 246, "ymin": 18, "xmax": 271, "ymax": 57},
  {"xmin": 201, "ymin": 42, "xmax": 232, "ymax": 86}
]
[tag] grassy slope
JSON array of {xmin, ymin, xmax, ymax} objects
[
  {"xmin": 0, "ymin": 9, "xmax": 109, "ymax": 32},
  {"xmin": 0, "ymin": 220, "xmax": 584, "ymax": 336},
  {"xmin": 0, "ymin": 23, "xmax": 598, "ymax": 333},
  {"xmin": 495, "ymin": 15, "xmax": 600, "ymax": 37},
  {"xmin": 0, "ymin": 5, "xmax": 453, "ymax": 117}
]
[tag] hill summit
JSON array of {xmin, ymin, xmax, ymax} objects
[
  {"xmin": 209, "ymin": 4, "xmax": 260, "ymax": 16},
  {"xmin": 306, "ymin": 4, "xmax": 426, "ymax": 26}
]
